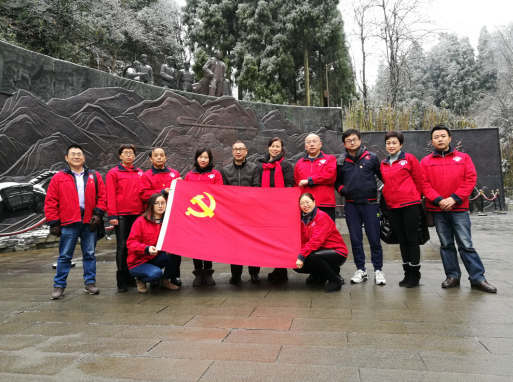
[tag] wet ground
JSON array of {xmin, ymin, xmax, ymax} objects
[{"xmin": 0, "ymin": 213, "xmax": 512, "ymax": 381}]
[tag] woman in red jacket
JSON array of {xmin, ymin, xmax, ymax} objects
[
  {"xmin": 106, "ymin": 144, "xmax": 145, "ymax": 293},
  {"xmin": 380, "ymin": 131, "xmax": 423, "ymax": 288},
  {"xmin": 127, "ymin": 193, "xmax": 179, "ymax": 293},
  {"xmin": 258, "ymin": 137, "xmax": 294, "ymax": 283},
  {"xmin": 184, "ymin": 147, "xmax": 223, "ymax": 285},
  {"xmin": 294, "ymin": 193, "xmax": 348, "ymax": 293}
]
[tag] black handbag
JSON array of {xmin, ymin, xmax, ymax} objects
[
  {"xmin": 379, "ymin": 196, "xmax": 399, "ymax": 244},
  {"xmin": 91, "ymin": 170, "xmax": 106, "ymax": 241},
  {"xmin": 417, "ymin": 203, "xmax": 430, "ymax": 245}
]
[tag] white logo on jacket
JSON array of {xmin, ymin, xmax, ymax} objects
[
  {"xmin": 138, "ymin": 171, "xmax": 143, "ymax": 176},
  {"xmin": 453, "ymin": 156, "xmax": 462, "ymax": 162},
  {"xmin": 89, "ymin": 174, "xmax": 94, "ymax": 180},
  {"xmin": 400, "ymin": 160, "xmax": 407, "ymax": 166},
  {"xmin": 320, "ymin": 159, "xmax": 326, "ymax": 164},
  {"xmin": 170, "ymin": 172, "xmax": 176, "ymax": 177},
  {"xmin": 208, "ymin": 174, "xmax": 215, "ymax": 179}
]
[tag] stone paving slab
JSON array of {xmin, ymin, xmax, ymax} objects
[{"xmin": 1, "ymin": 214, "xmax": 513, "ymax": 380}]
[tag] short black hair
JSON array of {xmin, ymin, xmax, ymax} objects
[
  {"xmin": 342, "ymin": 129, "xmax": 361, "ymax": 143},
  {"xmin": 430, "ymin": 124, "xmax": 451, "ymax": 138},
  {"xmin": 66, "ymin": 144, "xmax": 84, "ymax": 155},
  {"xmin": 149, "ymin": 147, "xmax": 166, "ymax": 158},
  {"xmin": 194, "ymin": 147, "xmax": 214, "ymax": 171},
  {"xmin": 299, "ymin": 193, "xmax": 315, "ymax": 203},
  {"xmin": 118, "ymin": 144, "xmax": 137, "ymax": 156},
  {"xmin": 268, "ymin": 137, "xmax": 286, "ymax": 155},
  {"xmin": 384, "ymin": 131, "xmax": 404, "ymax": 145},
  {"xmin": 232, "ymin": 140, "xmax": 246, "ymax": 148}
]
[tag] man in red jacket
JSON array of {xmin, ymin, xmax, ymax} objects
[
  {"xmin": 421, "ymin": 125, "xmax": 496, "ymax": 293},
  {"xmin": 45, "ymin": 144, "xmax": 107, "ymax": 300},
  {"xmin": 139, "ymin": 147, "xmax": 182, "ymax": 286},
  {"xmin": 294, "ymin": 134, "xmax": 337, "ymax": 221}
]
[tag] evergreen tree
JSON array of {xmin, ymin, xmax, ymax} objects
[{"xmin": 476, "ymin": 27, "xmax": 498, "ymax": 93}]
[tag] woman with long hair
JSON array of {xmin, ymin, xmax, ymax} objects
[
  {"xmin": 126, "ymin": 193, "xmax": 180, "ymax": 293},
  {"xmin": 257, "ymin": 137, "xmax": 294, "ymax": 283},
  {"xmin": 184, "ymin": 147, "xmax": 223, "ymax": 285}
]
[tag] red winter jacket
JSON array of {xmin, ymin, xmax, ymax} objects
[
  {"xmin": 106, "ymin": 163, "xmax": 145, "ymax": 220},
  {"xmin": 126, "ymin": 216, "xmax": 163, "ymax": 269},
  {"xmin": 380, "ymin": 152, "xmax": 422, "ymax": 209},
  {"xmin": 299, "ymin": 208, "xmax": 348, "ymax": 260},
  {"xmin": 139, "ymin": 166, "xmax": 181, "ymax": 203},
  {"xmin": 420, "ymin": 147, "xmax": 477, "ymax": 212},
  {"xmin": 44, "ymin": 167, "xmax": 106, "ymax": 227},
  {"xmin": 184, "ymin": 168, "xmax": 224, "ymax": 184},
  {"xmin": 294, "ymin": 152, "xmax": 337, "ymax": 207}
]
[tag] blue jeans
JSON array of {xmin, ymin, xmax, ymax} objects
[
  {"xmin": 433, "ymin": 211, "xmax": 486, "ymax": 284},
  {"xmin": 129, "ymin": 252, "xmax": 173, "ymax": 283},
  {"xmin": 54, "ymin": 222, "xmax": 97, "ymax": 288},
  {"xmin": 344, "ymin": 203, "xmax": 383, "ymax": 271}
]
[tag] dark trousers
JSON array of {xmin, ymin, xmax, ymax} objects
[
  {"xmin": 344, "ymin": 203, "xmax": 383, "ymax": 271},
  {"xmin": 169, "ymin": 254, "xmax": 181, "ymax": 278},
  {"xmin": 388, "ymin": 204, "xmax": 421, "ymax": 265},
  {"xmin": 294, "ymin": 249, "xmax": 346, "ymax": 282},
  {"xmin": 114, "ymin": 215, "xmax": 139, "ymax": 271},
  {"xmin": 129, "ymin": 252, "xmax": 173, "ymax": 283},
  {"xmin": 231, "ymin": 265, "xmax": 260, "ymax": 277},
  {"xmin": 319, "ymin": 206, "xmax": 336, "ymax": 222},
  {"xmin": 193, "ymin": 259, "xmax": 213, "ymax": 269}
]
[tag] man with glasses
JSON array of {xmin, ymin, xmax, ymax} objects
[
  {"xmin": 45, "ymin": 144, "xmax": 107, "ymax": 299},
  {"xmin": 335, "ymin": 129, "xmax": 386, "ymax": 285},
  {"xmin": 294, "ymin": 133, "xmax": 338, "ymax": 221},
  {"xmin": 221, "ymin": 140, "xmax": 261, "ymax": 284}
]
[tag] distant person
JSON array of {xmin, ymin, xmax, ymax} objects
[
  {"xmin": 294, "ymin": 193, "xmax": 348, "ymax": 293},
  {"xmin": 160, "ymin": 56, "xmax": 177, "ymax": 89},
  {"xmin": 380, "ymin": 131, "xmax": 423, "ymax": 287},
  {"xmin": 139, "ymin": 54, "xmax": 153, "ymax": 84},
  {"xmin": 139, "ymin": 147, "xmax": 182, "ymax": 286},
  {"xmin": 335, "ymin": 129, "xmax": 385, "ymax": 285},
  {"xmin": 221, "ymin": 140, "xmax": 261, "ymax": 284},
  {"xmin": 294, "ymin": 133, "xmax": 337, "ymax": 221},
  {"xmin": 45, "ymin": 144, "xmax": 106, "ymax": 300},
  {"xmin": 421, "ymin": 125, "xmax": 497, "ymax": 293},
  {"xmin": 257, "ymin": 137, "xmax": 294, "ymax": 283},
  {"xmin": 106, "ymin": 144, "xmax": 145, "ymax": 293},
  {"xmin": 124, "ymin": 61, "xmax": 143, "ymax": 82},
  {"xmin": 184, "ymin": 147, "xmax": 223, "ymax": 285},
  {"xmin": 127, "ymin": 193, "xmax": 180, "ymax": 293}
]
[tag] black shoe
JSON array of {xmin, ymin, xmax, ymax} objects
[
  {"xmin": 116, "ymin": 271, "xmax": 127, "ymax": 293},
  {"xmin": 171, "ymin": 277, "xmax": 182, "ymax": 287},
  {"xmin": 229, "ymin": 275, "xmax": 242, "ymax": 284},
  {"xmin": 250, "ymin": 273, "xmax": 260, "ymax": 283},
  {"xmin": 399, "ymin": 263, "xmax": 411, "ymax": 287},
  {"xmin": 336, "ymin": 274, "xmax": 345, "ymax": 285},
  {"xmin": 306, "ymin": 274, "xmax": 325, "ymax": 285},
  {"xmin": 471, "ymin": 280, "xmax": 497, "ymax": 293},
  {"xmin": 269, "ymin": 268, "xmax": 288, "ymax": 283},
  {"xmin": 441, "ymin": 277, "xmax": 460, "ymax": 289},
  {"xmin": 406, "ymin": 265, "xmax": 421, "ymax": 288},
  {"xmin": 325, "ymin": 281, "xmax": 342, "ymax": 293}
]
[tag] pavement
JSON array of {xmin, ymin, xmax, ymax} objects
[{"xmin": 0, "ymin": 213, "xmax": 512, "ymax": 381}]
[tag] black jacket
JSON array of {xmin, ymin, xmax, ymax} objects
[
  {"xmin": 221, "ymin": 160, "xmax": 260, "ymax": 187},
  {"xmin": 256, "ymin": 152, "xmax": 294, "ymax": 188},
  {"xmin": 335, "ymin": 146, "xmax": 382, "ymax": 204}
]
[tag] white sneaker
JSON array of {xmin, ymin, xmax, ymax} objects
[
  {"xmin": 351, "ymin": 270, "xmax": 368, "ymax": 283},
  {"xmin": 374, "ymin": 270, "xmax": 386, "ymax": 285}
]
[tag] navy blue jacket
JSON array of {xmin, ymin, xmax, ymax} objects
[{"xmin": 335, "ymin": 146, "xmax": 382, "ymax": 204}]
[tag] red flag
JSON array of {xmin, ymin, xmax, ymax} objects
[{"xmin": 157, "ymin": 180, "xmax": 301, "ymax": 268}]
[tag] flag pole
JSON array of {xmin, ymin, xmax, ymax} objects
[{"xmin": 157, "ymin": 179, "xmax": 178, "ymax": 250}]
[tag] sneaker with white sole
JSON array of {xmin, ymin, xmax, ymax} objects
[
  {"xmin": 350, "ymin": 270, "xmax": 368, "ymax": 283},
  {"xmin": 374, "ymin": 270, "xmax": 386, "ymax": 285}
]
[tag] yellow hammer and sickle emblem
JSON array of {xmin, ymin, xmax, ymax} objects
[{"xmin": 185, "ymin": 192, "xmax": 216, "ymax": 218}]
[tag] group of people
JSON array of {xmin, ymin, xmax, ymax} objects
[{"xmin": 45, "ymin": 124, "xmax": 497, "ymax": 300}]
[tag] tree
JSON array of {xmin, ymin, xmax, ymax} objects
[{"xmin": 477, "ymin": 27, "xmax": 498, "ymax": 93}]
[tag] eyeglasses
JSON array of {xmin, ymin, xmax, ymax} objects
[
  {"xmin": 232, "ymin": 148, "xmax": 247, "ymax": 152},
  {"xmin": 346, "ymin": 139, "xmax": 359, "ymax": 144},
  {"xmin": 300, "ymin": 201, "xmax": 313, "ymax": 206},
  {"xmin": 121, "ymin": 151, "xmax": 135, "ymax": 156},
  {"xmin": 155, "ymin": 202, "xmax": 166, "ymax": 206},
  {"xmin": 68, "ymin": 153, "xmax": 84, "ymax": 158}
]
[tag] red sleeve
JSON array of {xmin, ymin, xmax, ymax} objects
[
  {"xmin": 421, "ymin": 159, "xmax": 441, "ymax": 203},
  {"xmin": 95, "ymin": 172, "xmax": 107, "ymax": 212},
  {"xmin": 126, "ymin": 218, "xmax": 148, "ymax": 257},
  {"xmin": 310, "ymin": 155, "xmax": 337, "ymax": 185},
  {"xmin": 44, "ymin": 174, "xmax": 60, "ymax": 225},
  {"xmin": 214, "ymin": 170, "xmax": 224, "ymax": 185},
  {"xmin": 409, "ymin": 155, "xmax": 423, "ymax": 197},
  {"xmin": 454, "ymin": 155, "xmax": 477, "ymax": 199},
  {"xmin": 139, "ymin": 173, "xmax": 159, "ymax": 203},
  {"xmin": 106, "ymin": 169, "xmax": 118, "ymax": 219},
  {"xmin": 301, "ymin": 216, "xmax": 332, "ymax": 258},
  {"xmin": 293, "ymin": 162, "xmax": 300, "ymax": 187}
]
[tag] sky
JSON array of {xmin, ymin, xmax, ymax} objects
[{"xmin": 340, "ymin": 0, "xmax": 512, "ymax": 86}]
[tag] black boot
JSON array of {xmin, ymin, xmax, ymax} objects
[
  {"xmin": 249, "ymin": 272, "xmax": 260, "ymax": 283},
  {"xmin": 116, "ymin": 271, "xmax": 127, "ymax": 293},
  {"xmin": 125, "ymin": 270, "xmax": 136, "ymax": 287},
  {"xmin": 325, "ymin": 278, "xmax": 342, "ymax": 293},
  {"xmin": 399, "ymin": 263, "xmax": 411, "ymax": 287},
  {"xmin": 192, "ymin": 270, "xmax": 204, "ymax": 286},
  {"xmin": 203, "ymin": 269, "xmax": 216, "ymax": 285},
  {"xmin": 269, "ymin": 268, "xmax": 288, "ymax": 283},
  {"xmin": 406, "ymin": 264, "xmax": 421, "ymax": 288}
]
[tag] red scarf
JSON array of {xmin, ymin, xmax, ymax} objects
[{"xmin": 262, "ymin": 157, "xmax": 285, "ymax": 188}]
